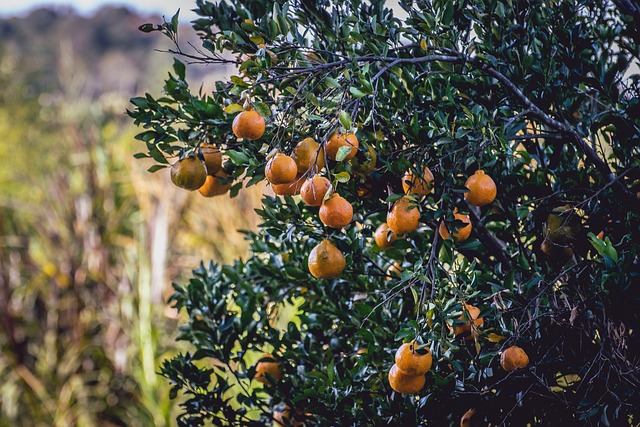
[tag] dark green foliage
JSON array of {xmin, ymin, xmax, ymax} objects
[{"xmin": 131, "ymin": 0, "xmax": 640, "ymax": 425}]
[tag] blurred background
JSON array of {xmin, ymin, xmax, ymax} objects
[{"xmin": 0, "ymin": 1, "xmax": 263, "ymax": 425}]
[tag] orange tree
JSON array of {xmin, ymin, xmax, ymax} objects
[{"xmin": 128, "ymin": 1, "xmax": 640, "ymax": 425}]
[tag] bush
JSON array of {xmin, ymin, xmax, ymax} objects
[{"xmin": 129, "ymin": 0, "xmax": 640, "ymax": 425}]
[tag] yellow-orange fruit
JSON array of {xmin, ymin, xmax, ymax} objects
[
  {"xmin": 292, "ymin": 137, "xmax": 325, "ymax": 174},
  {"xmin": 272, "ymin": 174, "xmax": 304, "ymax": 196},
  {"xmin": 460, "ymin": 408, "xmax": 476, "ymax": 427},
  {"xmin": 402, "ymin": 167, "xmax": 434, "ymax": 195},
  {"xmin": 439, "ymin": 212, "xmax": 472, "ymax": 242},
  {"xmin": 319, "ymin": 194, "xmax": 353, "ymax": 229},
  {"xmin": 232, "ymin": 110, "xmax": 266, "ymax": 140},
  {"xmin": 395, "ymin": 343, "xmax": 433, "ymax": 376},
  {"xmin": 500, "ymin": 346, "xmax": 530, "ymax": 372},
  {"xmin": 265, "ymin": 153, "xmax": 297, "ymax": 184},
  {"xmin": 387, "ymin": 196, "xmax": 420, "ymax": 235},
  {"xmin": 388, "ymin": 364, "xmax": 425, "ymax": 394},
  {"xmin": 199, "ymin": 144, "xmax": 223, "ymax": 175},
  {"xmin": 449, "ymin": 304, "xmax": 484, "ymax": 339},
  {"xmin": 374, "ymin": 223, "xmax": 398, "ymax": 249},
  {"xmin": 464, "ymin": 170, "xmax": 497, "ymax": 206},
  {"xmin": 308, "ymin": 240, "xmax": 346, "ymax": 279},
  {"xmin": 300, "ymin": 175, "xmax": 331, "ymax": 206},
  {"xmin": 326, "ymin": 131, "xmax": 359, "ymax": 161},
  {"xmin": 254, "ymin": 353, "xmax": 282, "ymax": 385},
  {"xmin": 170, "ymin": 156, "xmax": 207, "ymax": 190},
  {"xmin": 198, "ymin": 171, "xmax": 232, "ymax": 197}
]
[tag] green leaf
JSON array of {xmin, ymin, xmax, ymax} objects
[
  {"xmin": 253, "ymin": 102, "xmax": 271, "ymax": 118},
  {"xmin": 335, "ymin": 146, "xmax": 352, "ymax": 162},
  {"xmin": 349, "ymin": 87, "xmax": 367, "ymax": 98},
  {"xmin": 325, "ymin": 77, "xmax": 341, "ymax": 88},
  {"xmin": 339, "ymin": 110, "xmax": 352, "ymax": 130},
  {"xmin": 334, "ymin": 172, "xmax": 350, "ymax": 183},
  {"xmin": 226, "ymin": 150, "xmax": 250, "ymax": 165},
  {"xmin": 173, "ymin": 59, "xmax": 186, "ymax": 80},
  {"xmin": 138, "ymin": 23, "xmax": 156, "ymax": 33},
  {"xmin": 148, "ymin": 164, "xmax": 168, "ymax": 173},
  {"xmin": 224, "ymin": 103, "xmax": 244, "ymax": 114}
]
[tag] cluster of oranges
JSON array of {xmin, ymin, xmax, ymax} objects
[
  {"xmin": 388, "ymin": 342, "xmax": 433, "ymax": 394},
  {"xmin": 169, "ymin": 108, "xmax": 267, "ymax": 196}
]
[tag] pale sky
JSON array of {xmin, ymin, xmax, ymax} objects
[{"xmin": 0, "ymin": 0, "xmax": 198, "ymax": 18}]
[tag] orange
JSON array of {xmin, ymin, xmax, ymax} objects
[
  {"xmin": 326, "ymin": 131, "xmax": 358, "ymax": 161},
  {"xmin": 449, "ymin": 303, "xmax": 484, "ymax": 339},
  {"xmin": 395, "ymin": 342, "xmax": 432, "ymax": 376},
  {"xmin": 439, "ymin": 212, "xmax": 472, "ymax": 242},
  {"xmin": 232, "ymin": 110, "xmax": 266, "ymax": 140},
  {"xmin": 460, "ymin": 408, "xmax": 476, "ymax": 427},
  {"xmin": 387, "ymin": 196, "xmax": 420, "ymax": 235},
  {"xmin": 198, "ymin": 171, "xmax": 232, "ymax": 197},
  {"xmin": 272, "ymin": 174, "xmax": 304, "ymax": 196},
  {"xmin": 308, "ymin": 240, "xmax": 346, "ymax": 279},
  {"xmin": 464, "ymin": 170, "xmax": 497, "ymax": 206},
  {"xmin": 500, "ymin": 346, "xmax": 530, "ymax": 372},
  {"xmin": 374, "ymin": 223, "xmax": 397, "ymax": 249},
  {"xmin": 319, "ymin": 194, "xmax": 353, "ymax": 229},
  {"xmin": 254, "ymin": 353, "xmax": 282, "ymax": 385},
  {"xmin": 170, "ymin": 156, "xmax": 207, "ymax": 190},
  {"xmin": 266, "ymin": 153, "xmax": 297, "ymax": 184},
  {"xmin": 386, "ymin": 262, "xmax": 403, "ymax": 280},
  {"xmin": 300, "ymin": 175, "xmax": 331, "ymax": 206},
  {"xmin": 273, "ymin": 405, "xmax": 303, "ymax": 427},
  {"xmin": 199, "ymin": 143, "xmax": 222, "ymax": 175},
  {"xmin": 351, "ymin": 142, "xmax": 377, "ymax": 175},
  {"xmin": 402, "ymin": 167, "xmax": 434, "ymax": 195},
  {"xmin": 388, "ymin": 364, "xmax": 425, "ymax": 394},
  {"xmin": 292, "ymin": 137, "xmax": 325, "ymax": 174}
]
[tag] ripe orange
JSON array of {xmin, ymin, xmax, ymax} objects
[
  {"xmin": 464, "ymin": 170, "xmax": 497, "ymax": 206},
  {"xmin": 308, "ymin": 240, "xmax": 346, "ymax": 279},
  {"xmin": 254, "ymin": 353, "xmax": 282, "ymax": 385},
  {"xmin": 450, "ymin": 303, "xmax": 484, "ymax": 339},
  {"xmin": 386, "ymin": 262, "xmax": 403, "ymax": 280},
  {"xmin": 273, "ymin": 405, "xmax": 303, "ymax": 427},
  {"xmin": 292, "ymin": 137, "xmax": 325, "ymax": 174},
  {"xmin": 388, "ymin": 364, "xmax": 425, "ymax": 394},
  {"xmin": 460, "ymin": 408, "xmax": 476, "ymax": 427},
  {"xmin": 319, "ymin": 194, "xmax": 353, "ymax": 229},
  {"xmin": 374, "ymin": 223, "xmax": 398, "ymax": 249},
  {"xmin": 387, "ymin": 196, "xmax": 420, "ymax": 235},
  {"xmin": 198, "ymin": 171, "xmax": 232, "ymax": 197},
  {"xmin": 170, "ymin": 156, "xmax": 207, "ymax": 190},
  {"xmin": 199, "ymin": 144, "xmax": 222, "ymax": 175},
  {"xmin": 272, "ymin": 174, "xmax": 304, "ymax": 196},
  {"xmin": 395, "ymin": 342, "xmax": 432, "ymax": 376},
  {"xmin": 326, "ymin": 131, "xmax": 358, "ymax": 161},
  {"xmin": 439, "ymin": 212, "xmax": 472, "ymax": 242},
  {"xmin": 351, "ymin": 142, "xmax": 377, "ymax": 175},
  {"xmin": 402, "ymin": 167, "xmax": 434, "ymax": 195},
  {"xmin": 500, "ymin": 346, "xmax": 530, "ymax": 372},
  {"xmin": 265, "ymin": 153, "xmax": 297, "ymax": 184},
  {"xmin": 232, "ymin": 110, "xmax": 266, "ymax": 140},
  {"xmin": 300, "ymin": 175, "xmax": 331, "ymax": 206}
]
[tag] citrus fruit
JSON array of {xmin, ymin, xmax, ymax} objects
[
  {"xmin": 232, "ymin": 110, "xmax": 266, "ymax": 140},
  {"xmin": 387, "ymin": 196, "xmax": 420, "ymax": 235},
  {"xmin": 292, "ymin": 137, "xmax": 325, "ymax": 174},
  {"xmin": 460, "ymin": 408, "xmax": 476, "ymax": 427},
  {"xmin": 374, "ymin": 223, "xmax": 398, "ymax": 249},
  {"xmin": 198, "ymin": 171, "xmax": 232, "ymax": 197},
  {"xmin": 402, "ymin": 167, "xmax": 434, "ymax": 195},
  {"xmin": 388, "ymin": 364, "xmax": 425, "ymax": 394},
  {"xmin": 300, "ymin": 175, "xmax": 331, "ymax": 206},
  {"xmin": 326, "ymin": 131, "xmax": 358, "ymax": 161},
  {"xmin": 319, "ymin": 194, "xmax": 353, "ymax": 229},
  {"xmin": 170, "ymin": 156, "xmax": 207, "ymax": 190},
  {"xmin": 254, "ymin": 353, "xmax": 282, "ymax": 385},
  {"xmin": 450, "ymin": 303, "xmax": 484, "ymax": 339},
  {"xmin": 199, "ymin": 143, "xmax": 222, "ymax": 175},
  {"xmin": 273, "ymin": 405, "xmax": 303, "ymax": 427},
  {"xmin": 464, "ymin": 170, "xmax": 497, "ymax": 206},
  {"xmin": 500, "ymin": 346, "xmax": 530, "ymax": 372},
  {"xmin": 272, "ymin": 174, "xmax": 304, "ymax": 196},
  {"xmin": 308, "ymin": 240, "xmax": 346, "ymax": 279},
  {"xmin": 266, "ymin": 153, "xmax": 297, "ymax": 184},
  {"xmin": 395, "ymin": 342, "xmax": 432, "ymax": 376},
  {"xmin": 386, "ymin": 262, "xmax": 403, "ymax": 280},
  {"xmin": 439, "ymin": 212, "xmax": 472, "ymax": 242},
  {"xmin": 351, "ymin": 142, "xmax": 377, "ymax": 175}
]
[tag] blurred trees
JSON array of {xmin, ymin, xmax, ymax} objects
[{"xmin": 0, "ymin": 6, "xmax": 262, "ymax": 426}]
